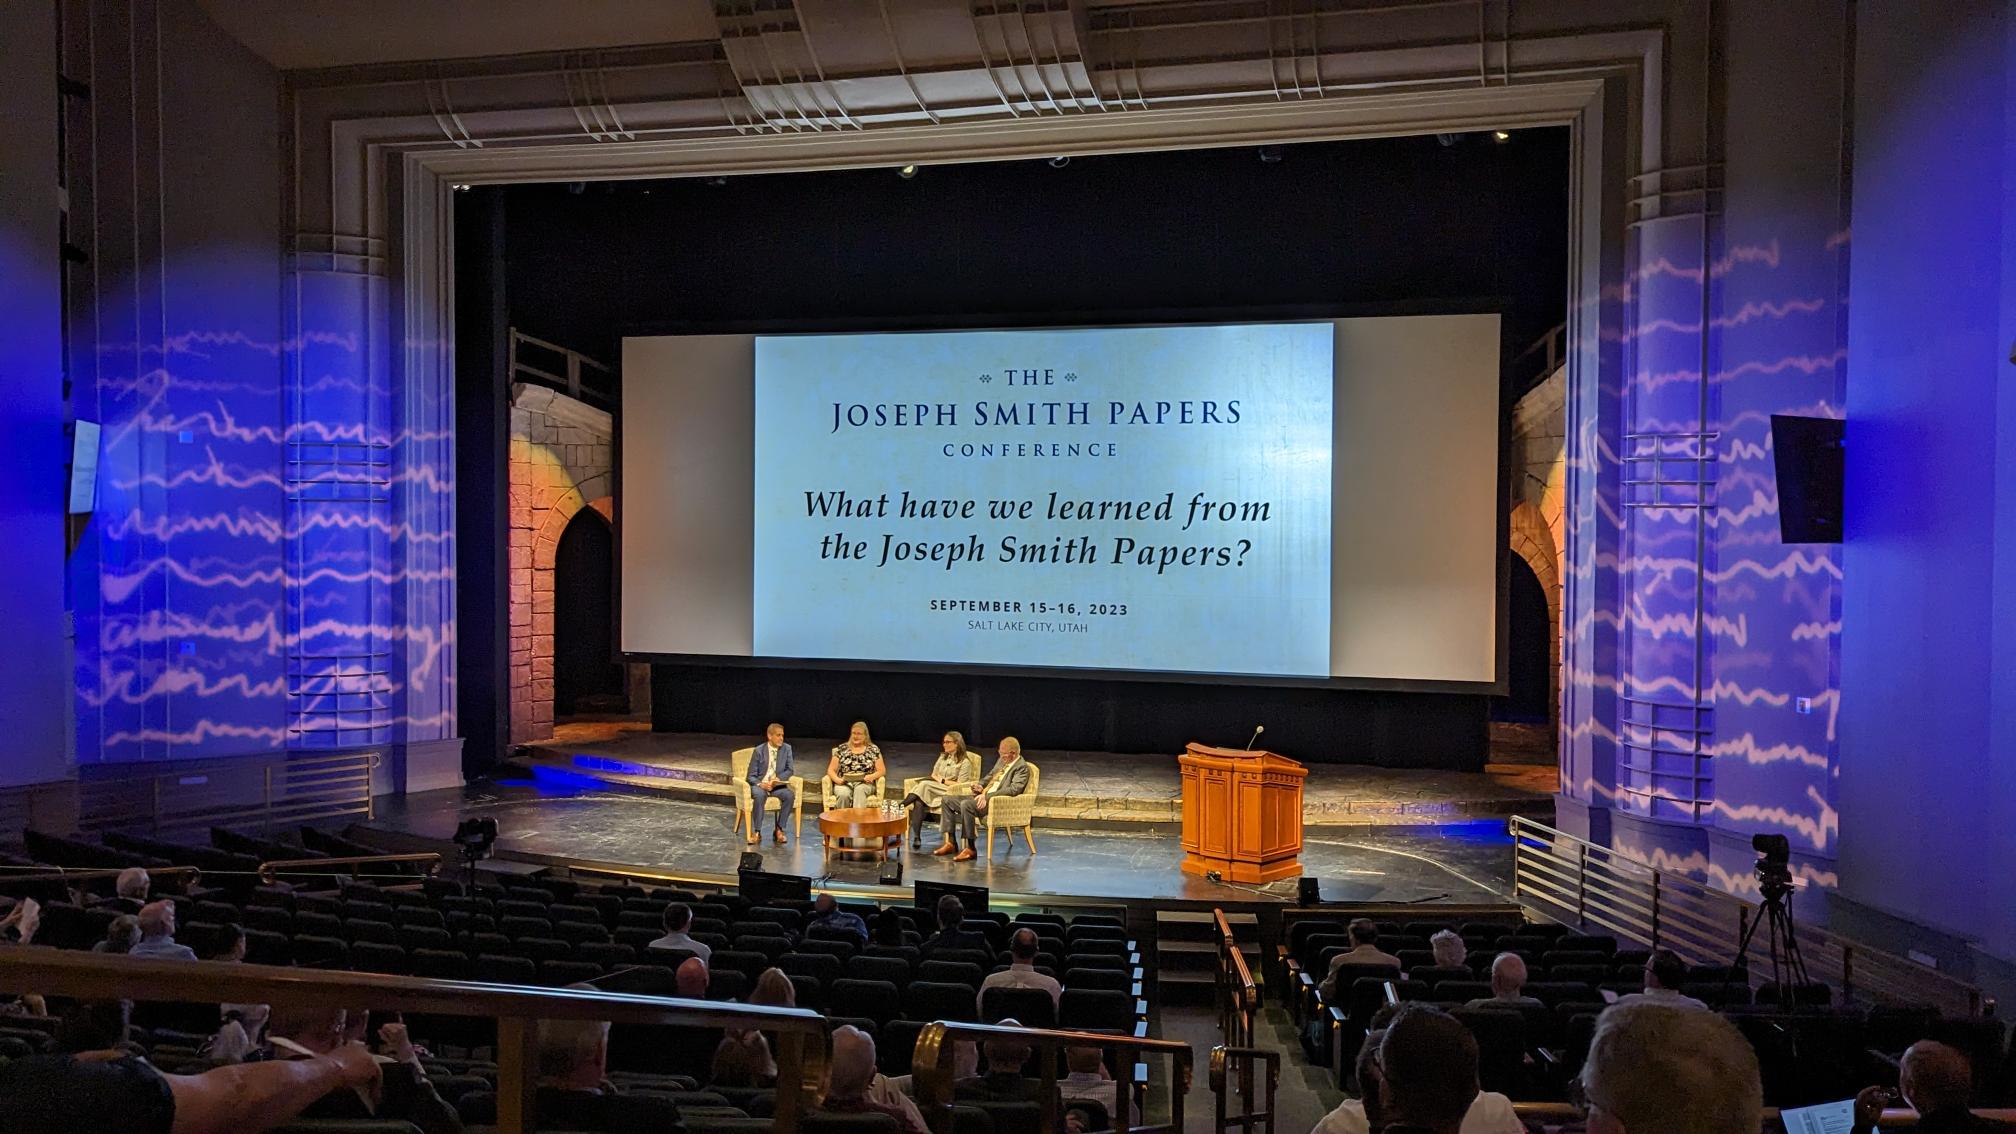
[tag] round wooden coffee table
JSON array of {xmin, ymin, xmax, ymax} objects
[{"xmin": 818, "ymin": 806, "xmax": 907, "ymax": 863}]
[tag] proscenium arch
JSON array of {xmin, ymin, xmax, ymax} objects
[{"xmin": 299, "ymin": 17, "xmax": 1681, "ymax": 795}]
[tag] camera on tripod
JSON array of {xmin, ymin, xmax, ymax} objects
[{"xmin": 1752, "ymin": 833, "xmax": 1794, "ymax": 902}]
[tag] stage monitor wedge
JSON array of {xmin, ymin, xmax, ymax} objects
[
  {"xmin": 738, "ymin": 868, "xmax": 811, "ymax": 906},
  {"xmin": 915, "ymin": 878, "xmax": 989, "ymax": 914},
  {"xmin": 1770, "ymin": 414, "xmax": 1845, "ymax": 543}
]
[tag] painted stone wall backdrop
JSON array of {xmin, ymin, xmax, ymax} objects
[
  {"xmin": 508, "ymin": 383, "xmax": 611, "ymax": 744},
  {"xmin": 1510, "ymin": 366, "xmax": 1569, "ymax": 725}
]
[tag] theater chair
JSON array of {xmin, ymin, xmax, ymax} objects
[
  {"xmin": 983, "ymin": 762, "xmax": 1041, "ymax": 858},
  {"xmin": 730, "ymin": 746, "xmax": 803, "ymax": 842}
]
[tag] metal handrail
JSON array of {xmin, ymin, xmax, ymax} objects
[
  {"xmin": 0, "ymin": 949, "xmax": 829, "ymax": 1133},
  {"xmin": 911, "ymin": 1019, "xmax": 1192, "ymax": 1134},
  {"xmin": 1210, "ymin": 1045, "xmax": 1279, "ymax": 1134},
  {"xmin": 1511, "ymin": 1101, "xmax": 2016, "ymax": 1127},
  {"xmin": 1511, "ymin": 816, "xmax": 1986, "ymax": 1016},
  {"xmin": 256, "ymin": 852, "xmax": 442, "ymax": 884},
  {"xmin": 1213, "ymin": 908, "xmax": 1258, "ymax": 1048}
]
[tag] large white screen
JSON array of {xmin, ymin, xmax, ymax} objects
[
  {"xmin": 621, "ymin": 313, "xmax": 1500, "ymax": 684},
  {"xmin": 753, "ymin": 325, "xmax": 1333, "ymax": 677}
]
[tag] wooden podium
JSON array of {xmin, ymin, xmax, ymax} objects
[{"xmin": 1178, "ymin": 743, "xmax": 1309, "ymax": 883}]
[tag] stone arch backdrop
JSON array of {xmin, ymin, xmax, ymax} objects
[{"xmin": 509, "ymin": 383, "xmax": 612, "ymax": 744}]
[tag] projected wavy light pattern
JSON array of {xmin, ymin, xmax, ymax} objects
[
  {"xmin": 1561, "ymin": 210, "xmax": 1845, "ymax": 891},
  {"xmin": 73, "ymin": 262, "xmax": 455, "ymax": 763}
]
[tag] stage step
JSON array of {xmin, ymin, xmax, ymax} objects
[{"xmin": 1152, "ymin": 910, "xmax": 1264, "ymax": 1007}]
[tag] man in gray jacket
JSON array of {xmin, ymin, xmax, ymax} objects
[{"xmin": 940, "ymin": 737, "xmax": 1032, "ymax": 862}]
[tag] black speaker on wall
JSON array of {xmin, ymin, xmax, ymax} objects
[{"xmin": 1770, "ymin": 414, "xmax": 1845, "ymax": 543}]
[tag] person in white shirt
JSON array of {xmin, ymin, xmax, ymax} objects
[
  {"xmin": 646, "ymin": 902, "xmax": 712, "ymax": 963},
  {"xmin": 1059, "ymin": 1045, "xmax": 1119, "ymax": 1133},
  {"xmin": 1614, "ymin": 948, "xmax": 1710, "ymax": 1011},
  {"xmin": 977, "ymin": 927, "xmax": 1061, "ymax": 1012},
  {"xmin": 1314, "ymin": 1009, "xmax": 1523, "ymax": 1134}
]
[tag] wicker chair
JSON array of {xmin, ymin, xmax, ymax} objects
[
  {"xmin": 983, "ymin": 762, "xmax": 1040, "ymax": 858},
  {"xmin": 730, "ymin": 746, "xmax": 803, "ymax": 841}
]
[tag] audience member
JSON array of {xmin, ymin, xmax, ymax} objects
[
  {"xmin": 1375, "ymin": 1003, "xmax": 1485, "ymax": 1134},
  {"xmin": 978, "ymin": 927, "xmax": 1062, "ymax": 1011},
  {"xmin": 708, "ymin": 1029, "xmax": 775, "ymax": 1087},
  {"xmin": 54, "ymin": 999, "xmax": 135, "ymax": 1055},
  {"xmin": 645, "ymin": 903, "xmax": 711, "ymax": 963},
  {"xmin": 94, "ymin": 914, "xmax": 142, "ymax": 955},
  {"xmin": 1319, "ymin": 918, "xmax": 1403, "ymax": 1001},
  {"xmin": 91, "ymin": 868, "xmax": 151, "ymax": 915},
  {"xmin": 805, "ymin": 892, "xmax": 869, "ymax": 945},
  {"xmin": 0, "ymin": 1024, "xmax": 380, "ymax": 1134},
  {"xmin": 1316, "ymin": 1011, "xmax": 1520, "ymax": 1134},
  {"xmin": 748, "ymin": 966, "xmax": 795, "ymax": 1008},
  {"xmin": 819, "ymin": 1025, "xmax": 928, "ymax": 1134},
  {"xmin": 1464, "ymin": 953, "xmax": 1545, "ymax": 1011},
  {"xmin": 129, "ymin": 901, "xmax": 197, "ymax": 961},
  {"xmin": 920, "ymin": 895, "xmax": 990, "ymax": 957},
  {"xmin": 675, "ymin": 956, "xmax": 710, "ymax": 998},
  {"xmin": 1430, "ymin": 929, "xmax": 1468, "ymax": 970},
  {"xmin": 1617, "ymin": 949, "xmax": 1708, "ymax": 1010},
  {"xmin": 1060, "ymin": 1045, "xmax": 1117, "ymax": 1132},
  {"xmin": 954, "ymin": 1019, "xmax": 1064, "ymax": 1130},
  {"xmin": 871, "ymin": 908, "xmax": 908, "ymax": 947},
  {"xmin": 1578, "ymin": 999, "xmax": 1762, "ymax": 1134},
  {"xmin": 1853, "ymin": 1041, "xmax": 2005, "ymax": 1134},
  {"xmin": 463, "ymin": 1016, "xmax": 684, "ymax": 1133},
  {"xmin": 264, "ymin": 1003, "xmax": 461, "ymax": 1134}
]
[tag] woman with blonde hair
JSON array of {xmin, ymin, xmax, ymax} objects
[
  {"xmin": 901, "ymin": 731, "xmax": 982, "ymax": 850},
  {"xmin": 827, "ymin": 720, "xmax": 885, "ymax": 808}
]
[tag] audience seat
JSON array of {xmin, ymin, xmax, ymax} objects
[
  {"xmin": 905, "ymin": 981, "xmax": 978, "ymax": 1022},
  {"xmin": 980, "ymin": 986, "xmax": 1057, "ymax": 1029},
  {"xmin": 829, "ymin": 978, "xmax": 901, "ymax": 1029}
]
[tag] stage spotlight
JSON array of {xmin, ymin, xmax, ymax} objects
[
  {"xmin": 704, "ymin": 175, "xmax": 729, "ymax": 187},
  {"xmin": 897, "ymin": 163, "xmax": 919, "ymax": 179},
  {"xmin": 566, "ymin": 181, "xmax": 586, "ymax": 194},
  {"xmin": 1047, "ymin": 155, "xmax": 1071, "ymax": 169},
  {"xmin": 1492, "ymin": 129, "xmax": 1513, "ymax": 143},
  {"xmin": 452, "ymin": 183, "xmax": 471, "ymax": 192},
  {"xmin": 1435, "ymin": 133, "xmax": 1460, "ymax": 147},
  {"xmin": 1257, "ymin": 145, "xmax": 1285, "ymax": 164}
]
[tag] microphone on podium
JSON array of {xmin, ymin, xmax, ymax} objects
[{"xmin": 1245, "ymin": 725, "xmax": 1265, "ymax": 751}]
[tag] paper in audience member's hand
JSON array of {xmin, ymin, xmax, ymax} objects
[{"xmin": 1779, "ymin": 1099, "xmax": 1856, "ymax": 1134}]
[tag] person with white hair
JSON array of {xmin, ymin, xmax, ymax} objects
[
  {"xmin": 90, "ymin": 868, "xmax": 152, "ymax": 916},
  {"xmin": 1429, "ymin": 930, "xmax": 1468, "ymax": 969},
  {"xmin": 1464, "ymin": 953, "xmax": 1545, "ymax": 1010},
  {"xmin": 1578, "ymin": 1000, "xmax": 1762, "ymax": 1134},
  {"xmin": 129, "ymin": 901, "xmax": 197, "ymax": 961},
  {"xmin": 460, "ymin": 1015, "xmax": 683, "ymax": 1132},
  {"xmin": 820, "ymin": 1025, "xmax": 927, "ymax": 1134}
]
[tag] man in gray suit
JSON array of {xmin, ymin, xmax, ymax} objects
[{"xmin": 940, "ymin": 737, "xmax": 1031, "ymax": 862}]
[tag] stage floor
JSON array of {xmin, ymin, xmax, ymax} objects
[
  {"xmin": 364, "ymin": 779, "xmax": 1521, "ymax": 906},
  {"xmin": 520, "ymin": 724, "xmax": 1555, "ymax": 829}
]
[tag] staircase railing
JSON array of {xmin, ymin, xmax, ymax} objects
[
  {"xmin": 1510, "ymin": 816, "xmax": 1987, "ymax": 1016},
  {"xmin": 0, "ymin": 949, "xmax": 829, "ymax": 1133},
  {"xmin": 1210, "ymin": 908, "xmax": 1277, "ymax": 1132},
  {"xmin": 911, "ymin": 1019, "xmax": 1191, "ymax": 1134}
]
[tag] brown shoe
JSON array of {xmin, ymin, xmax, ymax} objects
[
  {"xmin": 932, "ymin": 841, "xmax": 958, "ymax": 856},
  {"xmin": 953, "ymin": 848, "xmax": 976, "ymax": 862},
  {"xmin": 773, "ymin": 830, "xmax": 788, "ymax": 846},
  {"xmin": 746, "ymin": 833, "xmax": 759, "ymax": 846}
]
